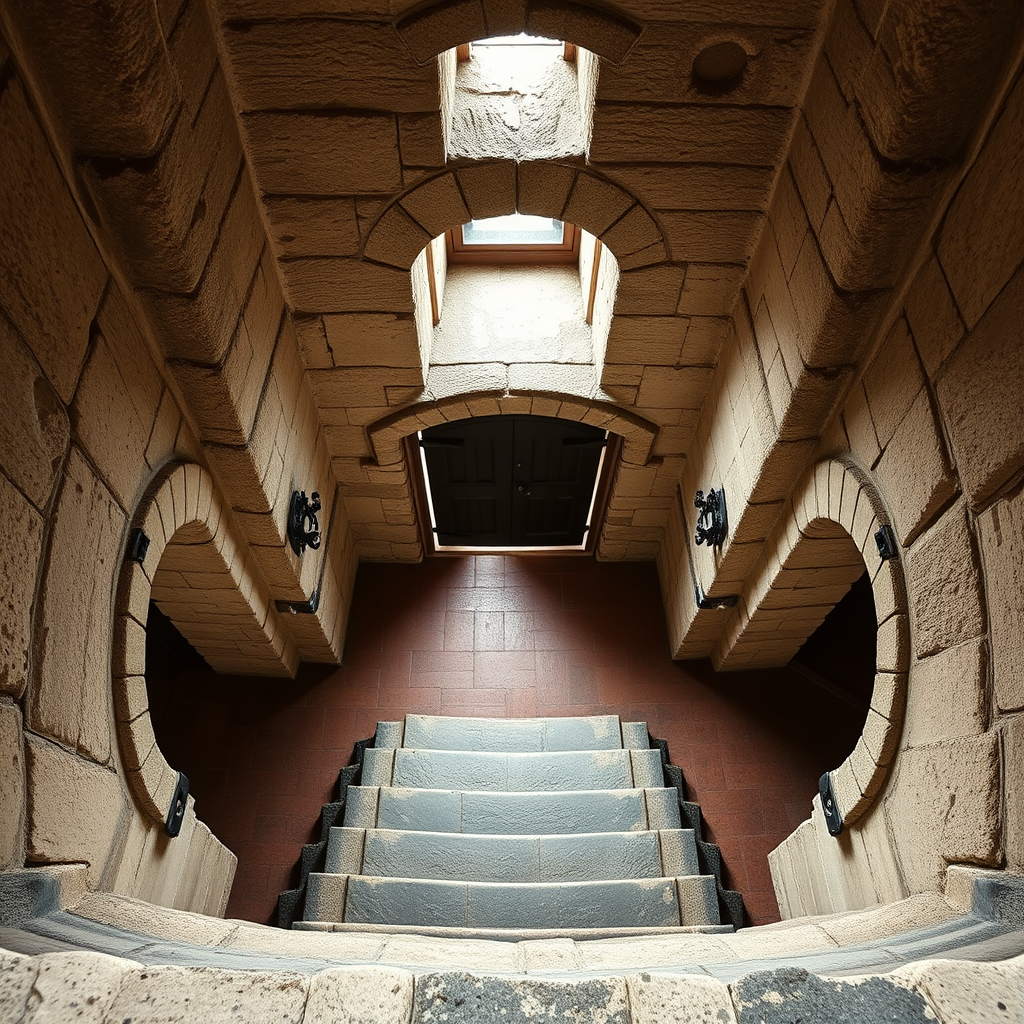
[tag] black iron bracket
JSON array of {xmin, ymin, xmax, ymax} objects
[
  {"xmin": 819, "ymin": 772, "xmax": 843, "ymax": 836},
  {"xmin": 694, "ymin": 581, "xmax": 738, "ymax": 610},
  {"xmin": 694, "ymin": 487, "xmax": 728, "ymax": 547},
  {"xmin": 288, "ymin": 490, "xmax": 322, "ymax": 556},
  {"xmin": 275, "ymin": 589, "xmax": 320, "ymax": 615},
  {"xmin": 874, "ymin": 523, "xmax": 899, "ymax": 561},
  {"xmin": 165, "ymin": 772, "xmax": 189, "ymax": 838}
]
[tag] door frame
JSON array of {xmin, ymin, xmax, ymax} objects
[{"xmin": 405, "ymin": 426, "xmax": 622, "ymax": 557}]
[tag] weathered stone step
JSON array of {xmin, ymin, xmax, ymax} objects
[
  {"xmin": 360, "ymin": 746, "xmax": 664, "ymax": 791},
  {"xmin": 398, "ymin": 714, "xmax": 646, "ymax": 752},
  {"xmin": 304, "ymin": 874, "xmax": 721, "ymax": 930},
  {"xmin": 325, "ymin": 827, "xmax": 700, "ymax": 882},
  {"xmin": 344, "ymin": 786, "xmax": 682, "ymax": 833}
]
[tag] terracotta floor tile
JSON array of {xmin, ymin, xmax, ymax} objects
[{"xmin": 147, "ymin": 554, "xmax": 870, "ymax": 925}]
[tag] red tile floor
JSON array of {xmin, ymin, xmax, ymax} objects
[{"xmin": 148, "ymin": 554, "xmax": 868, "ymax": 927}]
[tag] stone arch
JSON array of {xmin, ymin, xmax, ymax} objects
[
  {"xmin": 362, "ymin": 161, "xmax": 667, "ymax": 272},
  {"xmin": 713, "ymin": 458, "xmax": 909, "ymax": 830},
  {"xmin": 395, "ymin": 0, "xmax": 643, "ymax": 67},
  {"xmin": 366, "ymin": 389, "xmax": 659, "ymax": 469},
  {"xmin": 112, "ymin": 462, "xmax": 297, "ymax": 825}
]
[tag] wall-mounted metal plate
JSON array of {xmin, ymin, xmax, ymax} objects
[
  {"xmin": 874, "ymin": 523, "xmax": 899, "ymax": 561},
  {"xmin": 127, "ymin": 527, "xmax": 150, "ymax": 566},
  {"xmin": 165, "ymin": 772, "xmax": 190, "ymax": 838},
  {"xmin": 819, "ymin": 772, "xmax": 843, "ymax": 836}
]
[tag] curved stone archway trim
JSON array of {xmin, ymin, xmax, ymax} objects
[
  {"xmin": 395, "ymin": 0, "xmax": 643, "ymax": 67},
  {"xmin": 112, "ymin": 462, "xmax": 297, "ymax": 825},
  {"xmin": 366, "ymin": 389, "xmax": 660, "ymax": 470},
  {"xmin": 363, "ymin": 161, "xmax": 667, "ymax": 272},
  {"xmin": 713, "ymin": 458, "xmax": 909, "ymax": 831}
]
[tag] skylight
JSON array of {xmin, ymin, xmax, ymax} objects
[{"xmin": 461, "ymin": 214, "xmax": 565, "ymax": 246}]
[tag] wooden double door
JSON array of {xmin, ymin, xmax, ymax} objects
[{"xmin": 420, "ymin": 415, "xmax": 607, "ymax": 548}]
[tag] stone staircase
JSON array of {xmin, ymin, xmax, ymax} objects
[{"xmin": 288, "ymin": 714, "xmax": 743, "ymax": 934}]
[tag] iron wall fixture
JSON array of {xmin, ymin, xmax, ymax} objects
[
  {"xmin": 819, "ymin": 772, "xmax": 843, "ymax": 836},
  {"xmin": 874, "ymin": 523, "xmax": 899, "ymax": 561},
  {"xmin": 694, "ymin": 487, "xmax": 728, "ymax": 547},
  {"xmin": 693, "ymin": 581, "xmax": 738, "ymax": 610},
  {"xmin": 165, "ymin": 772, "xmax": 190, "ymax": 838},
  {"xmin": 275, "ymin": 589, "xmax": 320, "ymax": 615},
  {"xmin": 127, "ymin": 527, "xmax": 150, "ymax": 566},
  {"xmin": 288, "ymin": 490, "xmax": 322, "ymax": 556}
]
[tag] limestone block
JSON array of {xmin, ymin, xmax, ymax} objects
[
  {"xmin": 72, "ymin": 332, "xmax": 158, "ymax": 510},
  {"xmin": 7, "ymin": 0, "xmax": 178, "ymax": 157},
  {"xmin": 0, "ymin": 475, "xmax": 43, "ymax": 699},
  {"xmin": 637, "ymin": 366, "xmax": 714, "ymax": 409},
  {"xmin": 364, "ymin": 204, "xmax": 432, "ymax": 269},
  {"xmin": 0, "ymin": 78, "xmax": 106, "ymax": 402},
  {"xmin": 908, "ymin": 955, "xmax": 1024, "ymax": 1024},
  {"xmin": 788, "ymin": 119, "xmax": 831, "ymax": 233},
  {"xmin": 456, "ymin": 162, "xmax": 516, "ymax": 221},
  {"xmin": 243, "ymin": 112, "xmax": 401, "ymax": 194},
  {"xmin": 875, "ymin": 614, "xmax": 909, "ymax": 673},
  {"xmin": 861, "ymin": 317, "xmax": 925, "ymax": 449},
  {"xmin": 873, "ymin": 390, "xmax": 957, "ymax": 547},
  {"xmin": 1004, "ymin": 716, "xmax": 1024, "ymax": 874},
  {"xmin": 615, "ymin": 265, "xmax": 686, "ymax": 315},
  {"xmin": 907, "ymin": 503, "xmax": 984, "ymax": 659},
  {"xmin": 0, "ymin": 950, "xmax": 35, "ymax": 1022},
  {"xmin": 224, "ymin": 20, "xmax": 438, "ymax": 113},
  {"xmin": 139, "ymin": 171, "xmax": 264, "ymax": 364},
  {"xmin": 30, "ymin": 451, "xmax": 124, "ymax": 760},
  {"xmin": 884, "ymin": 732, "xmax": 1002, "ymax": 892},
  {"xmin": 396, "ymin": 0, "xmax": 487, "ymax": 64},
  {"xmin": 590, "ymin": 104, "xmax": 792, "ymax": 166},
  {"xmin": 905, "ymin": 640, "xmax": 986, "ymax": 749},
  {"xmin": 0, "ymin": 316, "xmax": 69, "ymax": 510},
  {"xmin": 937, "ymin": 263, "xmax": 1024, "ymax": 508},
  {"xmin": 659, "ymin": 209, "xmax": 764, "ymax": 265},
  {"xmin": 979, "ymin": 488, "xmax": 1024, "ymax": 712},
  {"xmin": 677, "ymin": 264, "xmax": 745, "ymax": 318},
  {"xmin": 903, "ymin": 256, "xmax": 965, "ymax": 380},
  {"xmin": 280, "ymin": 258, "xmax": 414, "ymax": 314},
  {"xmin": 108, "ymin": 966, "xmax": 308, "ymax": 1022},
  {"xmin": 938, "ymin": 65, "xmax": 1024, "ymax": 329},
  {"xmin": 25, "ymin": 950, "xmax": 139, "ymax": 1023},
  {"xmin": 517, "ymin": 161, "xmax": 576, "ymax": 220},
  {"xmin": 604, "ymin": 316, "xmax": 687, "ymax": 365},
  {"xmin": 526, "ymin": 1, "xmax": 640, "ymax": 65},
  {"xmin": 304, "ymin": 966, "xmax": 414, "ymax": 1024},
  {"xmin": 601, "ymin": 205, "xmax": 662, "ymax": 261},
  {"xmin": 82, "ymin": 73, "xmax": 240, "ymax": 295},
  {"xmin": 0, "ymin": 701, "xmax": 25, "ymax": 869},
  {"xmin": 628, "ymin": 973, "xmax": 737, "ymax": 1024},
  {"xmin": 26, "ymin": 734, "xmax": 124, "ymax": 886},
  {"xmin": 398, "ymin": 111, "xmax": 446, "ymax": 168},
  {"xmin": 608, "ymin": 163, "xmax": 774, "ymax": 213},
  {"xmin": 264, "ymin": 197, "xmax": 359, "ymax": 259},
  {"xmin": 400, "ymin": 173, "xmax": 470, "ymax": 237},
  {"xmin": 562, "ymin": 175, "xmax": 633, "ymax": 238}
]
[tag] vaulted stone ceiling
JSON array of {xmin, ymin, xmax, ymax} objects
[{"xmin": 201, "ymin": 0, "xmax": 835, "ymax": 563}]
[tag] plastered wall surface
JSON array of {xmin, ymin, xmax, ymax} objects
[{"xmin": 0, "ymin": 0, "xmax": 1021, "ymax": 973}]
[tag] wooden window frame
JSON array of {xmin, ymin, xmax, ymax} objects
[{"xmin": 446, "ymin": 221, "xmax": 582, "ymax": 266}]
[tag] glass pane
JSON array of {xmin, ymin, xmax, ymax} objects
[{"xmin": 461, "ymin": 215, "xmax": 565, "ymax": 246}]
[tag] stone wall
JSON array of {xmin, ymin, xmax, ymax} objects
[
  {"xmin": 0, "ymin": 1, "xmax": 356, "ymax": 911},
  {"xmin": 740, "ymin": 33, "xmax": 1024, "ymax": 915}
]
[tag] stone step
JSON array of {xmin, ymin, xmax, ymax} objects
[
  {"xmin": 304, "ymin": 874, "xmax": 721, "ymax": 930},
  {"xmin": 325, "ymin": 827, "xmax": 700, "ymax": 882},
  {"xmin": 343, "ymin": 786, "xmax": 683, "ymax": 833},
  {"xmin": 360, "ymin": 746, "xmax": 664, "ymax": 791},
  {"xmin": 399, "ymin": 713, "xmax": 645, "ymax": 752}
]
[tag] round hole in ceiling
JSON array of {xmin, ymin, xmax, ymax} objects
[{"xmin": 692, "ymin": 41, "xmax": 748, "ymax": 88}]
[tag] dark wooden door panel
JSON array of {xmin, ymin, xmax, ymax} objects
[{"xmin": 423, "ymin": 416, "xmax": 605, "ymax": 547}]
